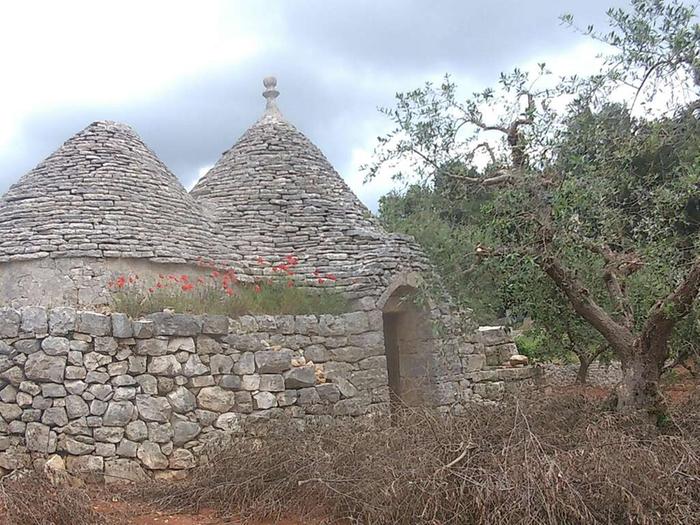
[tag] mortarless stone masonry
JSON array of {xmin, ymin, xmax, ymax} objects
[
  {"xmin": 0, "ymin": 308, "xmax": 533, "ymax": 479},
  {"xmin": 0, "ymin": 78, "xmax": 536, "ymax": 479}
]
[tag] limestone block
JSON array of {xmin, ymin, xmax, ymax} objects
[
  {"xmin": 349, "ymin": 369, "xmax": 388, "ymax": 391},
  {"xmin": 148, "ymin": 355, "xmax": 182, "ymax": 377},
  {"xmin": 112, "ymin": 313, "xmax": 134, "ymax": 338},
  {"xmin": 258, "ymin": 374, "xmax": 284, "ymax": 392},
  {"xmin": 135, "ymin": 395, "xmax": 172, "ymax": 422},
  {"xmin": 25, "ymin": 352, "xmax": 66, "ymax": 383},
  {"xmin": 14, "ymin": 339, "xmax": 40, "ymax": 355},
  {"xmin": 76, "ymin": 312, "xmax": 111, "ymax": 336},
  {"xmin": 316, "ymin": 383, "xmax": 341, "ymax": 404},
  {"xmin": 66, "ymin": 395, "xmax": 90, "ymax": 419},
  {"xmin": 105, "ymin": 458, "xmax": 148, "ymax": 483},
  {"xmin": 147, "ymin": 313, "xmax": 202, "ymax": 337},
  {"xmin": 125, "ymin": 420, "xmax": 148, "ymax": 442},
  {"xmin": 232, "ymin": 352, "xmax": 255, "ymax": 375},
  {"xmin": 296, "ymin": 387, "xmax": 320, "ymax": 406},
  {"xmin": 202, "ymin": 315, "xmax": 229, "ymax": 335},
  {"xmin": 59, "ymin": 436, "xmax": 95, "ymax": 455},
  {"xmin": 135, "ymin": 338, "xmax": 168, "ymax": 356},
  {"xmin": 88, "ymin": 383, "xmax": 113, "ymax": 401},
  {"xmin": 253, "ymin": 391, "xmax": 277, "ymax": 410},
  {"xmin": 303, "ymin": 344, "xmax": 329, "ymax": 363},
  {"xmin": 94, "ymin": 337, "xmax": 118, "ymax": 355},
  {"xmin": 276, "ymin": 390, "xmax": 297, "ymax": 407},
  {"xmin": 103, "ymin": 401, "xmax": 135, "ymax": 426},
  {"xmin": 25, "ymin": 422, "xmax": 52, "ymax": 453},
  {"xmin": 147, "ymin": 422, "xmax": 173, "ymax": 443},
  {"xmin": 166, "ymin": 386, "xmax": 197, "ymax": 413},
  {"xmin": 214, "ymin": 412, "xmax": 241, "ymax": 432},
  {"xmin": 115, "ymin": 439, "xmax": 138, "ymax": 459},
  {"xmin": 219, "ymin": 374, "xmax": 241, "ymax": 390},
  {"xmin": 197, "ymin": 387, "xmax": 233, "ymax": 413},
  {"xmin": 171, "ymin": 416, "xmax": 201, "ymax": 446},
  {"xmin": 209, "ymin": 354, "xmax": 233, "ymax": 375},
  {"xmin": 66, "ymin": 455, "xmax": 103, "ymax": 476},
  {"xmin": 183, "ymin": 355, "xmax": 209, "ymax": 377},
  {"xmin": 196, "ymin": 336, "xmax": 222, "ymax": 354},
  {"xmin": 169, "ymin": 448, "xmax": 196, "ymax": 469},
  {"xmin": 168, "ymin": 337, "xmax": 195, "ymax": 353},
  {"xmin": 132, "ymin": 320, "xmax": 155, "ymax": 339},
  {"xmin": 284, "ymin": 366, "xmax": 317, "ymax": 389},
  {"xmin": 137, "ymin": 441, "xmax": 168, "ymax": 470}
]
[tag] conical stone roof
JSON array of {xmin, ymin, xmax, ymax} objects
[
  {"xmin": 0, "ymin": 120, "xmax": 238, "ymax": 265},
  {"xmin": 191, "ymin": 78, "xmax": 429, "ymax": 294}
]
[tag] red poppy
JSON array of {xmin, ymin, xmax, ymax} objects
[
  {"xmin": 156, "ymin": 282, "xmax": 163, "ymax": 289},
  {"xmin": 225, "ymin": 288, "xmax": 234, "ymax": 296},
  {"xmin": 317, "ymin": 277, "xmax": 325, "ymax": 284},
  {"xmin": 326, "ymin": 273, "xmax": 337, "ymax": 282},
  {"xmin": 287, "ymin": 280, "xmax": 294, "ymax": 288},
  {"xmin": 197, "ymin": 277, "xmax": 205, "ymax": 284},
  {"xmin": 182, "ymin": 283, "xmax": 194, "ymax": 291},
  {"xmin": 115, "ymin": 276, "xmax": 126, "ymax": 289},
  {"xmin": 254, "ymin": 284, "xmax": 261, "ymax": 294},
  {"xmin": 148, "ymin": 287, "xmax": 155, "ymax": 293},
  {"xmin": 180, "ymin": 274, "xmax": 189, "ymax": 282},
  {"xmin": 211, "ymin": 270, "xmax": 220, "ymax": 278}
]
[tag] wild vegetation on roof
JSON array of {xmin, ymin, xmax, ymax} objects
[{"xmin": 108, "ymin": 255, "xmax": 349, "ymax": 318}]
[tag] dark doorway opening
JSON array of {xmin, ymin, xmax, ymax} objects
[{"xmin": 382, "ymin": 286, "xmax": 431, "ymax": 412}]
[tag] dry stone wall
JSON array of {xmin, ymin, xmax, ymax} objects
[{"xmin": 0, "ymin": 307, "xmax": 390, "ymax": 481}]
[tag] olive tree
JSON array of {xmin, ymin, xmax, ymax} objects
[{"xmin": 366, "ymin": 0, "xmax": 700, "ymax": 414}]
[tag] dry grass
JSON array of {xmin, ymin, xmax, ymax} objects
[{"xmin": 132, "ymin": 391, "xmax": 700, "ymax": 525}]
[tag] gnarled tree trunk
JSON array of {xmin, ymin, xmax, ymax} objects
[
  {"xmin": 616, "ymin": 345, "xmax": 666, "ymax": 413},
  {"xmin": 542, "ymin": 256, "xmax": 700, "ymax": 415},
  {"xmin": 576, "ymin": 357, "xmax": 591, "ymax": 385}
]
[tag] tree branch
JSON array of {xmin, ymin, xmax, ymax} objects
[
  {"xmin": 641, "ymin": 257, "xmax": 700, "ymax": 361},
  {"xmin": 538, "ymin": 256, "xmax": 636, "ymax": 356}
]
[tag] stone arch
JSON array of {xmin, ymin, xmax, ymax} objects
[{"xmin": 381, "ymin": 281, "xmax": 433, "ymax": 410}]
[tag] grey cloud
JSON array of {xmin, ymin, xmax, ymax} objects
[{"xmin": 1, "ymin": 0, "xmax": 633, "ymax": 208}]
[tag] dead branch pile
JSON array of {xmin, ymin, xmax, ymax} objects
[
  {"xmin": 0, "ymin": 470, "xmax": 110, "ymax": 525},
  {"xmin": 133, "ymin": 391, "xmax": 700, "ymax": 524}
]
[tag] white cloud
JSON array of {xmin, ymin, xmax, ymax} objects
[{"xmin": 0, "ymin": 1, "xmax": 262, "ymax": 151}]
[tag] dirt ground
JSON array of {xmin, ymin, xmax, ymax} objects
[{"xmin": 92, "ymin": 497, "xmax": 313, "ymax": 525}]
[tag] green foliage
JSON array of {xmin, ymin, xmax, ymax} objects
[
  {"xmin": 379, "ymin": 183, "xmax": 505, "ymax": 324},
  {"xmin": 367, "ymin": 0, "xmax": 700, "ymax": 378},
  {"xmin": 109, "ymin": 275, "xmax": 349, "ymax": 319}
]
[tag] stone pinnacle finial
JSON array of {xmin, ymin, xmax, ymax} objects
[{"xmin": 263, "ymin": 76, "xmax": 280, "ymax": 112}]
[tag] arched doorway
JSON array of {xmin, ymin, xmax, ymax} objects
[{"xmin": 382, "ymin": 285, "xmax": 432, "ymax": 410}]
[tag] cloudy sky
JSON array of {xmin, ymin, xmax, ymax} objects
[{"xmin": 0, "ymin": 0, "xmax": 629, "ymax": 211}]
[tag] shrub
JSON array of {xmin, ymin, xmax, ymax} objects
[{"xmin": 132, "ymin": 391, "xmax": 700, "ymax": 524}]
